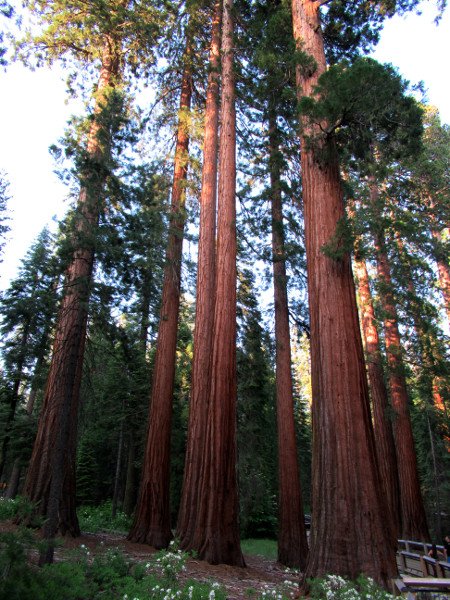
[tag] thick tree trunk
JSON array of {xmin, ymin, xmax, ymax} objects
[
  {"xmin": 353, "ymin": 255, "xmax": 401, "ymax": 537},
  {"xmin": 268, "ymin": 112, "xmax": 308, "ymax": 569},
  {"xmin": 374, "ymin": 225, "xmax": 429, "ymax": 541},
  {"xmin": 21, "ymin": 41, "xmax": 120, "ymax": 538},
  {"xmin": 182, "ymin": 0, "xmax": 244, "ymax": 566},
  {"xmin": 177, "ymin": 0, "xmax": 221, "ymax": 550},
  {"xmin": 394, "ymin": 233, "xmax": 447, "ymax": 533},
  {"xmin": 128, "ymin": 54, "xmax": 192, "ymax": 548},
  {"xmin": 290, "ymin": 1, "xmax": 397, "ymax": 586}
]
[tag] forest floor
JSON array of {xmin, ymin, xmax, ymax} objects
[
  {"xmin": 1, "ymin": 522, "xmax": 301, "ymax": 599},
  {"xmin": 61, "ymin": 530, "xmax": 301, "ymax": 598}
]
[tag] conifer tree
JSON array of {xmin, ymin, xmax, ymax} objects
[
  {"xmin": 128, "ymin": 33, "xmax": 193, "ymax": 548},
  {"xmin": 16, "ymin": 0, "xmax": 163, "ymax": 556},
  {"xmin": 179, "ymin": 0, "xmax": 244, "ymax": 565},
  {"xmin": 237, "ymin": 0, "xmax": 309, "ymax": 565},
  {"xmin": 287, "ymin": 0, "xmax": 431, "ymax": 585},
  {"xmin": 0, "ymin": 228, "xmax": 60, "ymax": 482},
  {"xmin": 269, "ymin": 110, "xmax": 308, "ymax": 568},
  {"xmin": 236, "ymin": 270, "xmax": 277, "ymax": 540},
  {"xmin": 0, "ymin": 171, "xmax": 10, "ymax": 261},
  {"xmin": 177, "ymin": 0, "xmax": 222, "ymax": 551},
  {"xmin": 353, "ymin": 250, "xmax": 401, "ymax": 538},
  {"xmin": 370, "ymin": 186, "xmax": 430, "ymax": 541}
]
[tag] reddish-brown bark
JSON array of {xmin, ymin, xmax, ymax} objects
[
  {"xmin": 268, "ymin": 113, "xmax": 308, "ymax": 569},
  {"xmin": 128, "ymin": 51, "xmax": 192, "ymax": 549},
  {"xmin": 21, "ymin": 41, "xmax": 121, "ymax": 537},
  {"xmin": 290, "ymin": 0, "xmax": 397, "ymax": 585},
  {"xmin": 353, "ymin": 255, "xmax": 401, "ymax": 537},
  {"xmin": 374, "ymin": 227, "xmax": 430, "ymax": 541},
  {"xmin": 432, "ymin": 228, "xmax": 450, "ymax": 325},
  {"xmin": 182, "ymin": 0, "xmax": 244, "ymax": 566},
  {"xmin": 177, "ymin": 0, "xmax": 221, "ymax": 550}
]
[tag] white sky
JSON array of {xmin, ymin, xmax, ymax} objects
[{"xmin": 0, "ymin": 1, "xmax": 449, "ymax": 290}]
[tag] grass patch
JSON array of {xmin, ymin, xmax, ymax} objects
[
  {"xmin": 241, "ymin": 538, "xmax": 278, "ymax": 559},
  {"xmin": 77, "ymin": 501, "xmax": 132, "ymax": 533}
]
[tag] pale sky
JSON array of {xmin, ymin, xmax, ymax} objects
[{"xmin": 0, "ymin": 1, "xmax": 449, "ymax": 289}]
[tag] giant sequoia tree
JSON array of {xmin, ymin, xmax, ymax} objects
[
  {"xmin": 128, "ymin": 33, "xmax": 193, "ymax": 548},
  {"xmin": 178, "ymin": 0, "xmax": 244, "ymax": 565},
  {"xmin": 18, "ymin": 0, "xmax": 162, "ymax": 553},
  {"xmin": 177, "ymin": 0, "xmax": 222, "ymax": 551},
  {"xmin": 288, "ymin": 0, "xmax": 416, "ymax": 585}
]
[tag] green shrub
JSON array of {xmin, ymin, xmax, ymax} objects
[
  {"xmin": 151, "ymin": 539, "xmax": 189, "ymax": 582},
  {"xmin": 0, "ymin": 498, "xmax": 18, "ymax": 521},
  {"xmin": 78, "ymin": 500, "xmax": 132, "ymax": 533},
  {"xmin": 309, "ymin": 574, "xmax": 397, "ymax": 600},
  {"xmin": 0, "ymin": 529, "xmax": 229, "ymax": 600}
]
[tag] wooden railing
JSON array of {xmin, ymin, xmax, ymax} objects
[{"xmin": 395, "ymin": 539, "xmax": 450, "ymax": 597}]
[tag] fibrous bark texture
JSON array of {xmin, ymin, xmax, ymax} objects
[
  {"xmin": 375, "ymin": 228, "xmax": 430, "ymax": 541},
  {"xmin": 177, "ymin": 0, "xmax": 221, "ymax": 550},
  {"xmin": 180, "ymin": 0, "xmax": 244, "ymax": 566},
  {"xmin": 269, "ymin": 112, "xmax": 308, "ymax": 569},
  {"xmin": 353, "ymin": 255, "xmax": 401, "ymax": 537},
  {"xmin": 432, "ymin": 228, "xmax": 450, "ymax": 325},
  {"xmin": 128, "ymin": 53, "xmax": 192, "ymax": 549},
  {"xmin": 22, "ymin": 42, "xmax": 120, "ymax": 538},
  {"xmin": 290, "ymin": 0, "xmax": 397, "ymax": 586}
]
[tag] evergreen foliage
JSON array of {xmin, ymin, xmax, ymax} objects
[
  {"xmin": 0, "ymin": 228, "xmax": 61, "ymax": 480},
  {"xmin": 0, "ymin": 172, "xmax": 10, "ymax": 260},
  {"xmin": 237, "ymin": 270, "xmax": 277, "ymax": 538},
  {"xmin": 0, "ymin": 0, "xmax": 448, "ymax": 586}
]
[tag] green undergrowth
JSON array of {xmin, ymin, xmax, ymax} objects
[
  {"xmin": 78, "ymin": 501, "xmax": 132, "ymax": 533},
  {"xmin": 0, "ymin": 531, "xmax": 229, "ymax": 600},
  {"xmin": 0, "ymin": 500, "xmax": 397, "ymax": 599}
]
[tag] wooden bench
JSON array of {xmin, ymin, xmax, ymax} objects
[{"xmin": 401, "ymin": 576, "xmax": 450, "ymax": 592}]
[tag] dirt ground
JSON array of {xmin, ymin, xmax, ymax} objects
[{"xmin": 2, "ymin": 523, "xmax": 301, "ymax": 599}]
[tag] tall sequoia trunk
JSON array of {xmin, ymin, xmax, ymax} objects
[
  {"xmin": 353, "ymin": 254, "xmax": 401, "ymax": 537},
  {"xmin": 21, "ymin": 39, "xmax": 121, "ymax": 538},
  {"xmin": 268, "ymin": 111, "xmax": 308, "ymax": 569},
  {"xmin": 182, "ymin": 0, "xmax": 244, "ymax": 566},
  {"xmin": 394, "ymin": 233, "xmax": 447, "ymax": 535},
  {"xmin": 432, "ymin": 228, "xmax": 450, "ymax": 325},
  {"xmin": 128, "ymin": 52, "xmax": 192, "ymax": 548},
  {"xmin": 373, "ymin": 212, "xmax": 430, "ymax": 541},
  {"xmin": 290, "ymin": 1, "xmax": 397, "ymax": 585},
  {"xmin": 177, "ymin": 0, "xmax": 221, "ymax": 550}
]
